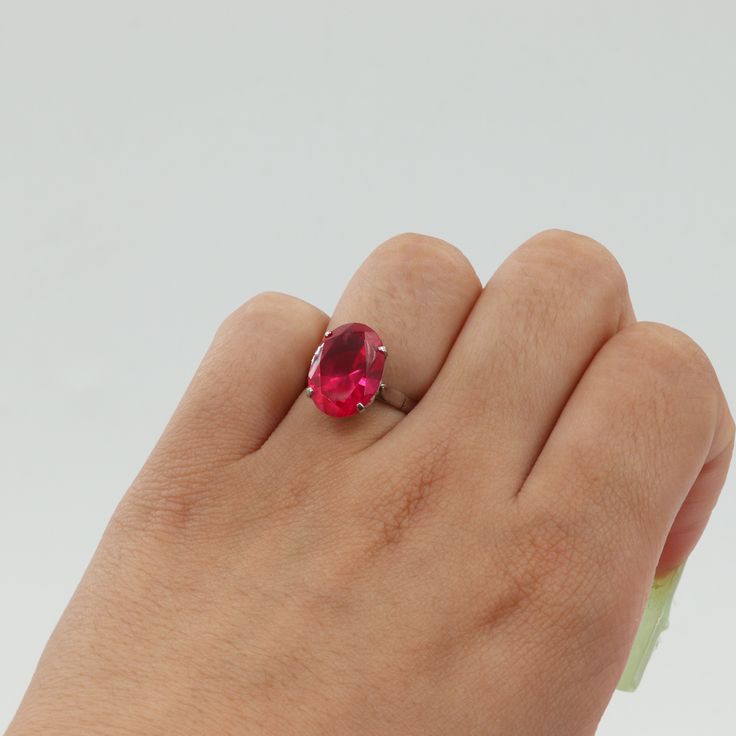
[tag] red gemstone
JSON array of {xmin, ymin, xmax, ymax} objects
[{"xmin": 307, "ymin": 323, "xmax": 386, "ymax": 417}]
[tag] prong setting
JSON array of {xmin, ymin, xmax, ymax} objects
[
  {"xmin": 324, "ymin": 330, "xmax": 333, "ymax": 338},
  {"xmin": 356, "ymin": 402, "xmax": 366, "ymax": 413},
  {"xmin": 377, "ymin": 345, "xmax": 388, "ymax": 355},
  {"xmin": 306, "ymin": 386, "xmax": 314, "ymax": 398}
]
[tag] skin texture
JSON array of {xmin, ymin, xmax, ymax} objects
[{"xmin": 7, "ymin": 231, "xmax": 734, "ymax": 736}]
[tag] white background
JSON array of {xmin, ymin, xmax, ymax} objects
[{"xmin": 1, "ymin": 2, "xmax": 735, "ymax": 732}]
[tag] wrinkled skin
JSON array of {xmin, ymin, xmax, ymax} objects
[{"xmin": 8, "ymin": 231, "xmax": 734, "ymax": 735}]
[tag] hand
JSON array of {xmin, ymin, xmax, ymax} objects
[{"xmin": 8, "ymin": 231, "xmax": 734, "ymax": 735}]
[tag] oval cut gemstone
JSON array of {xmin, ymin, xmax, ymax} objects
[{"xmin": 307, "ymin": 323, "xmax": 386, "ymax": 417}]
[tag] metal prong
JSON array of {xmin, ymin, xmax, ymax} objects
[
  {"xmin": 379, "ymin": 382, "xmax": 386, "ymax": 392},
  {"xmin": 356, "ymin": 402, "xmax": 366, "ymax": 413},
  {"xmin": 306, "ymin": 387, "xmax": 314, "ymax": 398},
  {"xmin": 324, "ymin": 330, "xmax": 333, "ymax": 338},
  {"xmin": 377, "ymin": 345, "xmax": 388, "ymax": 355}
]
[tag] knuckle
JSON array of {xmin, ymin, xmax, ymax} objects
[
  {"xmin": 525, "ymin": 228, "xmax": 617, "ymax": 267},
  {"xmin": 375, "ymin": 232, "xmax": 479, "ymax": 293},
  {"xmin": 219, "ymin": 291, "xmax": 324, "ymax": 340},
  {"xmin": 511, "ymin": 229, "xmax": 628, "ymax": 307},
  {"xmin": 615, "ymin": 322, "xmax": 718, "ymax": 400}
]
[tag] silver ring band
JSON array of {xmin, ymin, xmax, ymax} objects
[{"xmin": 377, "ymin": 383, "xmax": 417, "ymax": 414}]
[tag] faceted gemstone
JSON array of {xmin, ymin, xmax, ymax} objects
[{"xmin": 307, "ymin": 323, "xmax": 386, "ymax": 417}]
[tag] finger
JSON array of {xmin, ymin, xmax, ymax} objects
[
  {"xmin": 273, "ymin": 233, "xmax": 482, "ymax": 453},
  {"xmin": 520, "ymin": 320, "xmax": 734, "ymax": 596},
  {"xmin": 657, "ymin": 430, "xmax": 734, "ymax": 573},
  {"xmin": 407, "ymin": 229, "xmax": 636, "ymax": 490},
  {"xmin": 150, "ymin": 292, "xmax": 328, "ymax": 466}
]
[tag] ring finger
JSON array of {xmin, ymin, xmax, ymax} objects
[{"xmin": 272, "ymin": 233, "xmax": 482, "ymax": 454}]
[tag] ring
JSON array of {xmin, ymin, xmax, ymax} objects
[{"xmin": 306, "ymin": 322, "xmax": 417, "ymax": 417}]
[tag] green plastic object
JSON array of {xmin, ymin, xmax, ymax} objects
[{"xmin": 617, "ymin": 564, "xmax": 685, "ymax": 692}]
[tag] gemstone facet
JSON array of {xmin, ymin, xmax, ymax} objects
[{"xmin": 307, "ymin": 323, "xmax": 386, "ymax": 417}]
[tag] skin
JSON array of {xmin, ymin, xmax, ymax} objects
[{"xmin": 7, "ymin": 230, "xmax": 734, "ymax": 735}]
